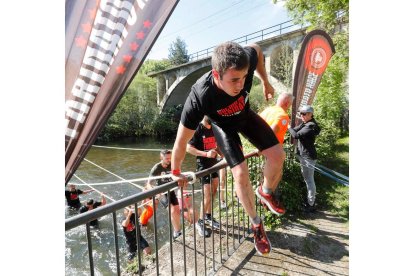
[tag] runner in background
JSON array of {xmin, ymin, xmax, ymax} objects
[{"xmin": 187, "ymin": 116, "xmax": 221, "ymax": 237}]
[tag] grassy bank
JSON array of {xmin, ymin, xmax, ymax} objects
[{"xmin": 316, "ymin": 136, "xmax": 349, "ymax": 220}]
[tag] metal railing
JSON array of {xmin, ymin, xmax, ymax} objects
[
  {"xmin": 65, "ymin": 151, "xmax": 265, "ymax": 275},
  {"xmin": 188, "ymin": 19, "xmax": 299, "ymax": 62}
]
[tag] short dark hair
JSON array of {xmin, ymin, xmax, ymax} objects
[
  {"xmin": 160, "ymin": 149, "xmax": 171, "ymax": 156},
  {"xmin": 86, "ymin": 199, "xmax": 94, "ymax": 205},
  {"xmin": 211, "ymin": 41, "xmax": 249, "ymax": 78}
]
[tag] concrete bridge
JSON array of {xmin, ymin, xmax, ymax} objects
[{"xmin": 148, "ymin": 24, "xmax": 308, "ymax": 112}]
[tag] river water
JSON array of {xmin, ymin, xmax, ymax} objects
[{"xmin": 65, "ymin": 137, "xmax": 198, "ymax": 275}]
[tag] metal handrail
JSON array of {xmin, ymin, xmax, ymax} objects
[
  {"xmin": 65, "ymin": 151, "xmax": 261, "ymax": 275},
  {"xmin": 187, "ymin": 19, "xmax": 298, "ymax": 62},
  {"xmin": 66, "ymin": 151, "xmax": 255, "ymax": 230}
]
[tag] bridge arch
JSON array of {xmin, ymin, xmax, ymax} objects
[
  {"xmin": 149, "ymin": 28, "xmax": 308, "ymax": 113},
  {"xmin": 160, "ymin": 65, "xmax": 211, "ymax": 112}
]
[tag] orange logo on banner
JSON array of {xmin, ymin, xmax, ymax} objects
[{"xmin": 304, "ymin": 36, "xmax": 333, "ymax": 75}]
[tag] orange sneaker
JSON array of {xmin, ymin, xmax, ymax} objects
[
  {"xmin": 255, "ymin": 186, "xmax": 285, "ymax": 215},
  {"xmin": 252, "ymin": 220, "xmax": 271, "ymax": 255}
]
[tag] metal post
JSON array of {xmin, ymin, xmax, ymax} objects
[
  {"xmin": 210, "ymin": 175, "xmax": 215, "ymax": 272},
  {"xmin": 153, "ymin": 197, "xmax": 160, "ymax": 276},
  {"xmin": 225, "ymin": 168, "xmax": 229, "ymax": 256},
  {"xmin": 231, "ymin": 175, "xmax": 235, "ymax": 250},
  {"xmin": 167, "ymin": 191, "xmax": 174, "ymax": 276},
  {"xmin": 86, "ymin": 223, "xmax": 94, "ymax": 276},
  {"xmin": 218, "ymin": 170, "xmax": 222, "ymax": 264},
  {"xmin": 201, "ymin": 177, "xmax": 207, "ymax": 275},
  {"xmin": 181, "ymin": 186, "xmax": 187, "ymax": 276},
  {"xmin": 134, "ymin": 204, "xmax": 143, "ymax": 276},
  {"xmin": 192, "ymin": 183, "xmax": 198, "ymax": 276},
  {"xmin": 112, "ymin": 212, "xmax": 121, "ymax": 276}
]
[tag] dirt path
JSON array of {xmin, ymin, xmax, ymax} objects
[
  {"xmin": 136, "ymin": 209, "xmax": 348, "ymax": 275},
  {"xmin": 216, "ymin": 210, "xmax": 349, "ymax": 276}
]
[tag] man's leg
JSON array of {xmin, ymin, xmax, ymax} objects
[
  {"xmin": 201, "ymin": 183, "xmax": 212, "ymax": 218},
  {"xmin": 255, "ymin": 144, "xmax": 286, "ymax": 215},
  {"xmin": 196, "ymin": 180, "xmax": 211, "ymax": 237},
  {"xmin": 170, "ymin": 204, "xmax": 181, "ymax": 232},
  {"xmin": 204, "ymin": 176, "xmax": 219, "ymax": 214},
  {"xmin": 262, "ymin": 143, "xmax": 285, "ymax": 192},
  {"xmin": 204, "ymin": 176, "xmax": 220, "ymax": 229},
  {"xmin": 231, "ymin": 161, "xmax": 257, "ymax": 218},
  {"xmin": 231, "ymin": 161, "xmax": 271, "ymax": 255},
  {"xmin": 186, "ymin": 206, "xmax": 199, "ymax": 224},
  {"xmin": 212, "ymin": 121, "xmax": 271, "ymax": 255},
  {"xmin": 300, "ymin": 158, "xmax": 317, "ymax": 206},
  {"xmin": 219, "ymin": 167, "xmax": 227, "ymax": 209}
]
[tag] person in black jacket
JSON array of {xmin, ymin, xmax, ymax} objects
[{"xmin": 288, "ymin": 105, "xmax": 321, "ymax": 212}]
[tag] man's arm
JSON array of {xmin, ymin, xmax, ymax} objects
[
  {"xmin": 250, "ymin": 43, "xmax": 274, "ymax": 101},
  {"xmin": 187, "ymin": 144, "xmax": 206, "ymax": 157},
  {"xmin": 101, "ymin": 194, "xmax": 106, "ymax": 206},
  {"xmin": 172, "ymin": 123, "xmax": 196, "ymax": 186},
  {"xmin": 187, "ymin": 144, "xmax": 218, "ymax": 158}
]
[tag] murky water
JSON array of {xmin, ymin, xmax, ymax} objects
[{"xmin": 65, "ymin": 137, "xmax": 198, "ymax": 275}]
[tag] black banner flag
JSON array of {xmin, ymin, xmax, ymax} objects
[
  {"xmin": 65, "ymin": 0, "xmax": 179, "ymax": 184},
  {"xmin": 291, "ymin": 29, "xmax": 335, "ymax": 127}
]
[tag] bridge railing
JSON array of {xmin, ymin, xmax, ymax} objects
[
  {"xmin": 65, "ymin": 151, "xmax": 266, "ymax": 275},
  {"xmin": 188, "ymin": 19, "xmax": 300, "ymax": 62}
]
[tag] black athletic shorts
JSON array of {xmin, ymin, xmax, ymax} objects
[
  {"xmin": 159, "ymin": 190, "xmax": 179, "ymax": 208},
  {"xmin": 197, "ymin": 163, "xmax": 219, "ymax": 185},
  {"xmin": 211, "ymin": 110, "xmax": 278, "ymax": 168},
  {"xmin": 127, "ymin": 235, "xmax": 150, "ymax": 260}
]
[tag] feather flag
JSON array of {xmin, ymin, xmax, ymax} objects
[{"xmin": 291, "ymin": 29, "xmax": 335, "ymax": 126}]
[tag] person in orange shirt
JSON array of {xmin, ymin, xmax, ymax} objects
[
  {"xmin": 259, "ymin": 92, "xmax": 293, "ymax": 202},
  {"xmin": 139, "ymin": 200, "xmax": 154, "ymax": 226}
]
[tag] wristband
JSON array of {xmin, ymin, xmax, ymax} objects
[
  {"xmin": 204, "ymin": 152, "xmax": 207, "ymax": 157},
  {"xmin": 172, "ymin": 169, "xmax": 181, "ymax": 176}
]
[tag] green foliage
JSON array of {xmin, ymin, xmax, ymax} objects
[
  {"xmin": 140, "ymin": 59, "xmax": 171, "ymax": 75},
  {"xmin": 168, "ymin": 36, "xmax": 190, "ymax": 66},
  {"xmin": 98, "ymin": 61, "xmax": 162, "ymax": 141},
  {"xmin": 98, "ymin": 60, "xmax": 180, "ymax": 141},
  {"xmin": 249, "ymin": 83, "xmax": 267, "ymax": 113},
  {"xmin": 151, "ymin": 106, "xmax": 182, "ymax": 139},
  {"xmin": 274, "ymin": 0, "xmax": 349, "ymax": 33},
  {"xmin": 270, "ymin": 43, "xmax": 294, "ymax": 87}
]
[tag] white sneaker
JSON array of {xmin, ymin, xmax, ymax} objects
[
  {"xmin": 173, "ymin": 230, "xmax": 182, "ymax": 240},
  {"xmin": 220, "ymin": 201, "xmax": 227, "ymax": 210}
]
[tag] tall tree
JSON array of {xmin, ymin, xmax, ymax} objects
[
  {"xmin": 140, "ymin": 59, "xmax": 171, "ymax": 74},
  {"xmin": 270, "ymin": 42, "xmax": 294, "ymax": 88},
  {"xmin": 273, "ymin": 0, "xmax": 348, "ymax": 32},
  {"xmin": 168, "ymin": 36, "xmax": 190, "ymax": 66}
]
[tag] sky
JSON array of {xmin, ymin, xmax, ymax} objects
[{"xmin": 146, "ymin": 0, "xmax": 290, "ymax": 60}]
